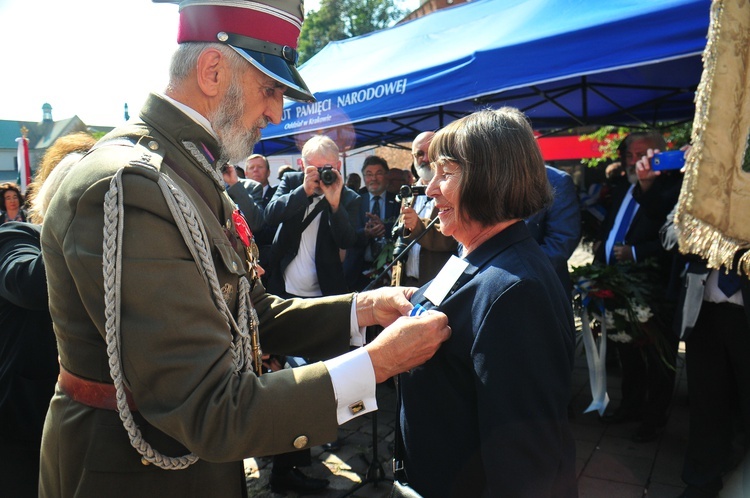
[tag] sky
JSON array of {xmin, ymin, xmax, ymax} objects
[{"xmin": 0, "ymin": 0, "xmax": 417, "ymax": 127}]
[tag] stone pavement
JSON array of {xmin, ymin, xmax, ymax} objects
[
  {"xmin": 244, "ymin": 245, "xmax": 748, "ymax": 497},
  {"xmin": 244, "ymin": 351, "xmax": 746, "ymax": 498}
]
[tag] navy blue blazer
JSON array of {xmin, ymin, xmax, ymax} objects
[
  {"xmin": 525, "ymin": 166, "xmax": 581, "ymax": 293},
  {"xmin": 400, "ymin": 222, "xmax": 577, "ymax": 497},
  {"xmin": 264, "ymin": 172, "xmax": 361, "ymax": 296}
]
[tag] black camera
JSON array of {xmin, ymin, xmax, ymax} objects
[
  {"xmin": 398, "ymin": 184, "xmax": 426, "ymax": 200},
  {"xmin": 318, "ymin": 166, "xmax": 336, "ymax": 186}
]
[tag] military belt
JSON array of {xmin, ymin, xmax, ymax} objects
[{"xmin": 58, "ymin": 364, "xmax": 138, "ymax": 412}]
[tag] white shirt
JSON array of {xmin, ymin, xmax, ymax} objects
[
  {"xmin": 283, "ymin": 196, "xmax": 324, "ymax": 297},
  {"xmin": 405, "ymin": 195, "xmax": 434, "ymax": 279},
  {"xmin": 703, "ymin": 269, "xmax": 745, "ymax": 306}
]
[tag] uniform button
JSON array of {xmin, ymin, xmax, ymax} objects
[
  {"xmin": 147, "ymin": 140, "xmax": 159, "ymax": 151},
  {"xmin": 293, "ymin": 435, "xmax": 309, "ymax": 449},
  {"xmin": 232, "ymin": 261, "xmax": 238, "ymax": 271}
]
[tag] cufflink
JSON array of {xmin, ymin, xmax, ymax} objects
[
  {"xmin": 293, "ymin": 435, "xmax": 309, "ymax": 449},
  {"xmin": 349, "ymin": 401, "xmax": 365, "ymax": 415}
]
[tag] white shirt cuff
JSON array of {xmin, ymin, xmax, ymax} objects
[
  {"xmin": 324, "ymin": 348, "xmax": 378, "ymax": 425},
  {"xmin": 349, "ymin": 295, "xmax": 367, "ymax": 347}
]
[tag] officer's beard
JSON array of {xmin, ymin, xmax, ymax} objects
[{"xmin": 211, "ymin": 77, "xmax": 268, "ymax": 163}]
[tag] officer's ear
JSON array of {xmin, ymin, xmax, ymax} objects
[{"xmin": 196, "ymin": 48, "xmax": 226, "ymax": 98}]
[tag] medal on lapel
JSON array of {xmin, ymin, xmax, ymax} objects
[{"xmin": 232, "ymin": 208, "xmax": 261, "ymax": 282}]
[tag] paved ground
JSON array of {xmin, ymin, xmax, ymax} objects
[{"xmin": 244, "ymin": 245, "xmax": 749, "ymax": 497}]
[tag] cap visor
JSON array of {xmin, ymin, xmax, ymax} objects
[{"xmin": 231, "ymin": 47, "xmax": 315, "ymax": 103}]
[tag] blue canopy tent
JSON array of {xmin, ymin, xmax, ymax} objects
[{"xmin": 255, "ymin": 0, "xmax": 710, "ymax": 156}]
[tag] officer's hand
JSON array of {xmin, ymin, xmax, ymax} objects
[
  {"xmin": 365, "ymin": 312, "xmax": 451, "ymax": 383},
  {"xmin": 356, "ymin": 286, "xmax": 416, "ymax": 327}
]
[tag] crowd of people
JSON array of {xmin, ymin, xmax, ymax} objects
[{"xmin": 0, "ymin": 1, "xmax": 746, "ymax": 498}]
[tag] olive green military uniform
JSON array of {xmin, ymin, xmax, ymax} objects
[{"xmin": 40, "ymin": 94, "xmax": 354, "ymax": 497}]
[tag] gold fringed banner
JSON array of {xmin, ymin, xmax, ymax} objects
[{"xmin": 675, "ymin": 0, "xmax": 750, "ymax": 277}]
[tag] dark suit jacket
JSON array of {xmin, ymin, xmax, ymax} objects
[
  {"xmin": 400, "ymin": 222, "xmax": 577, "ymax": 497},
  {"xmin": 0, "ymin": 222, "xmax": 58, "ymax": 442},
  {"xmin": 264, "ymin": 172, "xmax": 361, "ymax": 296},
  {"xmin": 254, "ymin": 184, "xmax": 278, "ymax": 281},
  {"xmin": 0, "ymin": 222, "xmax": 58, "ymax": 497},
  {"xmin": 343, "ymin": 190, "xmax": 400, "ymax": 289},
  {"xmin": 226, "ymin": 178, "xmax": 264, "ymax": 233},
  {"xmin": 594, "ymin": 175, "xmax": 681, "ymax": 274},
  {"xmin": 258, "ymin": 184, "xmax": 276, "ymax": 207},
  {"xmin": 525, "ymin": 166, "xmax": 581, "ymax": 293}
]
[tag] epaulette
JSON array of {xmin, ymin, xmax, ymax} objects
[{"xmin": 90, "ymin": 135, "xmax": 165, "ymax": 175}]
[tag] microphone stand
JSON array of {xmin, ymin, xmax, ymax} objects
[
  {"xmin": 342, "ymin": 215, "xmax": 440, "ymax": 497},
  {"xmin": 362, "ymin": 216, "xmax": 440, "ymax": 293}
]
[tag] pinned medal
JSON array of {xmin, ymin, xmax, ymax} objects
[{"xmin": 232, "ymin": 209, "xmax": 261, "ymax": 282}]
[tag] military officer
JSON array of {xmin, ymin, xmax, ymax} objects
[{"xmin": 38, "ymin": 1, "xmax": 450, "ymax": 496}]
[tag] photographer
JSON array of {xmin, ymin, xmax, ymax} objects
[
  {"xmin": 264, "ymin": 135, "xmax": 360, "ymax": 298},
  {"xmin": 262, "ymin": 135, "xmax": 361, "ymax": 492}
]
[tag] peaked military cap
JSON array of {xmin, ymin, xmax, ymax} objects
[{"xmin": 154, "ymin": 0, "xmax": 314, "ymax": 102}]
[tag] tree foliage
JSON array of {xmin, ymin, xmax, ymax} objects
[
  {"xmin": 298, "ymin": 0, "xmax": 406, "ymax": 65},
  {"xmin": 579, "ymin": 121, "xmax": 694, "ymax": 168}
]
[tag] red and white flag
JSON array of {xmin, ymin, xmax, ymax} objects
[{"xmin": 15, "ymin": 135, "xmax": 31, "ymax": 194}]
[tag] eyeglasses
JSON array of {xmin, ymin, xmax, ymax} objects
[
  {"xmin": 364, "ymin": 171, "xmax": 386, "ymax": 179},
  {"xmin": 411, "ymin": 150, "xmax": 427, "ymax": 160}
]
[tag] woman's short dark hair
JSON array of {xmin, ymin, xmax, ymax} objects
[
  {"xmin": 429, "ymin": 107, "xmax": 552, "ymax": 226},
  {"xmin": 0, "ymin": 182, "xmax": 24, "ymax": 212}
]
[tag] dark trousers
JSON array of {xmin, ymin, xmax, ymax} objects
[
  {"xmin": 614, "ymin": 326, "xmax": 679, "ymax": 426},
  {"xmin": 682, "ymin": 302, "xmax": 750, "ymax": 493}
]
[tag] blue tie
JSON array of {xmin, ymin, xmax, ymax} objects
[
  {"xmin": 718, "ymin": 268, "xmax": 743, "ymax": 297},
  {"xmin": 610, "ymin": 196, "xmax": 637, "ymax": 264}
]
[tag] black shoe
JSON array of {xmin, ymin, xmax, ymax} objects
[
  {"xmin": 631, "ymin": 423, "xmax": 663, "ymax": 443},
  {"xmin": 270, "ymin": 467, "xmax": 329, "ymax": 494}
]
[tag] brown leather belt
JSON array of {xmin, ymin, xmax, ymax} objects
[{"xmin": 58, "ymin": 365, "xmax": 138, "ymax": 412}]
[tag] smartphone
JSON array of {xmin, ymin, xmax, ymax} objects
[{"xmin": 651, "ymin": 150, "xmax": 685, "ymax": 171}]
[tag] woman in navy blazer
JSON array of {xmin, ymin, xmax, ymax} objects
[{"xmin": 398, "ymin": 108, "xmax": 578, "ymax": 497}]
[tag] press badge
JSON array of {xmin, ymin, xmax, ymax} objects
[{"xmin": 423, "ymin": 255, "xmax": 469, "ymax": 306}]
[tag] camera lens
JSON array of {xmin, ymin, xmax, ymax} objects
[{"xmin": 318, "ymin": 166, "xmax": 336, "ymax": 186}]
